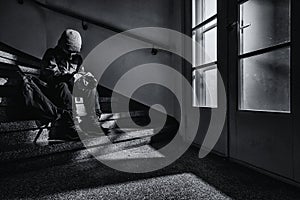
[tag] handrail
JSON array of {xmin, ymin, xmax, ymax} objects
[
  {"xmin": 33, "ymin": 0, "xmax": 123, "ymax": 34},
  {"xmin": 31, "ymin": 0, "xmax": 169, "ymax": 50}
]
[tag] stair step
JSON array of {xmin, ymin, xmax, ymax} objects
[
  {"xmin": 0, "ymin": 97, "xmax": 117, "ymax": 107},
  {"xmin": 0, "ymin": 137, "xmax": 152, "ymax": 176},
  {"xmin": 0, "ymin": 120, "xmax": 152, "ymax": 147},
  {"xmin": 0, "ymin": 129, "xmax": 49, "ymax": 146},
  {"xmin": 0, "ymin": 120, "xmax": 39, "ymax": 133},
  {"xmin": 99, "ymin": 102, "xmax": 127, "ymax": 113},
  {"xmin": 99, "ymin": 111, "xmax": 147, "ymax": 121},
  {"xmin": 0, "ymin": 125, "xmax": 177, "ymax": 176},
  {"xmin": 99, "ymin": 97, "xmax": 118, "ymax": 103},
  {"xmin": 0, "ymin": 100, "xmax": 144, "ymax": 120},
  {"xmin": 96, "ymin": 144, "xmax": 164, "ymax": 161},
  {"xmin": 0, "ymin": 128, "xmax": 158, "ymax": 162},
  {"xmin": 101, "ymin": 117, "xmax": 151, "ymax": 129},
  {"xmin": 0, "ymin": 111, "xmax": 147, "ymax": 133}
]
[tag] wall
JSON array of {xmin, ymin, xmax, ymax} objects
[
  {"xmin": 0, "ymin": 0, "xmax": 47, "ymax": 58},
  {"xmin": 0, "ymin": 0, "xmax": 228, "ymax": 159},
  {"xmin": 0, "ymin": 0, "xmax": 183, "ymax": 118},
  {"xmin": 0, "ymin": 0, "xmax": 177, "ymax": 58}
]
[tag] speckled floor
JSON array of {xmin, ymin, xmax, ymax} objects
[{"xmin": 0, "ymin": 146, "xmax": 300, "ymax": 200}]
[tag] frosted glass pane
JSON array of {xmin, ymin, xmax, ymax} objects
[
  {"xmin": 204, "ymin": 28, "xmax": 217, "ymax": 63},
  {"xmin": 193, "ymin": 66, "xmax": 218, "ymax": 108},
  {"xmin": 193, "ymin": 22, "xmax": 217, "ymax": 66},
  {"xmin": 193, "ymin": 0, "xmax": 217, "ymax": 27},
  {"xmin": 204, "ymin": 68, "xmax": 218, "ymax": 108},
  {"xmin": 239, "ymin": 0, "xmax": 290, "ymax": 54},
  {"xmin": 239, "ymin": 48, "xmax": 290, "ymax": 113},
  {"xmin": 193, "ymin": 70, "xmax": 201, "ymax": 107}
]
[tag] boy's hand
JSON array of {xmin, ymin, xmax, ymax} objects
[
  {"xmin": 73, "ymin": 73, "xmax": 83, "ymax": 82},
  {"xmin": 83, "ymin": 72, "xmax": 94, "ymax": 78}
]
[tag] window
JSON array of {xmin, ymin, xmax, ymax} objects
[
  {"xmin": 192, "ymin": 0, "xmax": 218, "ymax": 108},
  {"xmin": 239, "ymin": 48, "xmax": 290, "ymax": 112},
  {"xmin": 238, "ymin": 0, "xmax": 291, "ymax": 113},
  {"xmin": 193, "ymin": 65, "xmax": 217, "ymax": 107},
  {"xmin": 239, "ymin": 0, "xmax": 290, "ymax": 55}
]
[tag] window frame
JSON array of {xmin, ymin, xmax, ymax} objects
[
  {"xmin": 237, "ymin": 0, "xmax": 291, "ymax": 113},
  {"xmin": 192, "ymin": 0, "xmax": 218, "ymax": 108}
]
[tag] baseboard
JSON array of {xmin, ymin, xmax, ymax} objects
[
  {"xmin": 192, "ymin": 142, "xmax": 227, "ymax": 158},
  {"xmin": 192, "ymin": 142, "xmax": 300, "ymax": 188},
  {"xmin": 229, "ymin": 158, "xmax": 300, "ymax": 188}
]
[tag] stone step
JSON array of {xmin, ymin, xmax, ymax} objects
[
  {"xmin": 0, "ymin": 124, "xmax": 177, "ymax": 176},
  {"xmin": 0, "ymin": 129, "xmax": 49, "ymax": 146},
  {"xmin": 96, "ymin": 144, "xmax": 165, "ymax": 162},
  {"xmin": 0, "ymin": 97, "xmax": 141, "ymax": 116},
  {"xmin": 99, "ymin": 97, "xmax": 118, "ymax": 103},
  {"xmin": 0, "ymin": 120, "xmax": 39, "ymax": 133},
  {"xmin": 0, "ymin": 122, "xmax": 155, "ymax": 146},
  {"xmin": 99, "ymin": 101, "xmax": 129, "ymax": 113},
  {"xmin": 100, "ymin": 111, "xmax": 175, "ymax": 130},
  {"xmin": 0, "ymin": 137, "xmax": 152, "ymax": 176},
  {"xmin": 0, "ymin": 111, "xmax": 148, "ymax": 133},
  {"xmin": 0, "ymin": 96, "xmax": 118, "ymax": 107},
  {"xmin": 99, "ymin": 111, "xmax": 147, "ymax": 121},
  {"xmin": 0, "ymin": 127, "xmax": 159, "ymax": 162},
  {"xmin": 0, "ymin": 125, "xmax": 177, "ymax": 176},
  {"xmin": 0, "ymin": 117, "xmax": 152, "ymax": 147},
  {"xmin": 0, "ymin": 119, "xmax": 152, "ymax": 147},
  {"xmin": 101, "ymin": 117, "xmax": 151, "ymax": 129}
]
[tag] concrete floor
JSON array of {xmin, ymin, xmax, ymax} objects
[{"xmin": 0, "ymin": 146, "xmax": 300, "ymax": 200}]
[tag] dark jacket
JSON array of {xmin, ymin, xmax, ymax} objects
[{"xmin": 41, "ymin": 47, "xmax": 83, "ymax": 85}]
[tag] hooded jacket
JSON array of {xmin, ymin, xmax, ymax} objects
[
  {"xmin": 41, "ymin": 29, "xmax": 83, "ymax": 85},
  {"xmin": 41, "ymin": 47, "xmax": 83, "ymax": 85}
]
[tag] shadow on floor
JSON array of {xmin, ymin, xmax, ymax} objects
[{"xmin": 0, "ymin": 146, "xmax": 300, "ymax": 199}]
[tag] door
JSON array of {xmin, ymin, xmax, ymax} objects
[{"xmin": 228, "ymin": 0, "xmax": 293, "ymax": 178}]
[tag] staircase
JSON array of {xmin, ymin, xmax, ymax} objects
[{"xmin": 0, "ymin": 42, "xmax": 178, "ymax": 176}]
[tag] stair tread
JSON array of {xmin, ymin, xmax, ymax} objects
[
  {"xmin": 0, "ymin": 120, "xmax": 39, "ymax": 133},
  {"xmin": 99, "ymin": 111, "xmax": 147, "ymax": 121},
  {"xmin": 0, "ymin": 127, "xmax": 161, "ymax": 162},
  {"xmin": 0, "ymin": 138, "xmax": 152, "ymax": 176},
  {"xmin": 0, "ymin": 129, "xmax": 49, "ymax": 145},
  {"xmin": 1, "ymin": 97, "xmax": 118, "ymax": 106},
  {"xmin": 99, "ymin": 97, "xmax": 118, "ymax": 103},
  {"xmin": 96, "ymin": 144, "xmax": 164, "ymax": 160},
  {"xmin": 0, "ymin": 127, "xmax": 157, "ymax": 153},
  {"xmin": 0, "ymin": 111, "xmax": 148, "ymax": 133}
]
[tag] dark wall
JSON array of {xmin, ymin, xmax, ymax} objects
[
  {"xmin": 0, "ymin": 0, "xmax": 184, "ymax": 118},
  {"xmin": 0, "ymin": 0, "xmax": 177, "ymax": 58}
]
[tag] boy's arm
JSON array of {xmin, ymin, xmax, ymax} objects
[{"xmin": 41, "ymin": 49, "xmax": 74, "ymax": 84}]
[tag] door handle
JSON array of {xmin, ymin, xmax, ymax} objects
[
  {"xmin": 240, "ymin": 22, "xmax": 251, "ymax": 33},
  {"xmin": 240, "ymin": 23, "xmax": 251, "ymax": 29},
  {"xmin": 240, "ymin": 23, "xmax": 251, "ymax": 34}
]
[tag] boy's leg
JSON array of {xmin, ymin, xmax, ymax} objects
[
  {"xmin": 46, "ymin": 82, "xmax": 81, "ymax": 140},
  {"xmin": 78, "ymin": 88, "xmax": 103, "ymax": 134},
  {"xmin": 82, "ymin": 88, "xmax": 99, "ymax": 116},
  {"xmin": 28, "ymin": 78, "xmax": 62, "ymax": 121}
]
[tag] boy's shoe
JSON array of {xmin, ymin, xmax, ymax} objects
[
  {"xmin": 79, "ymin": 116, "xmax": 105, "ymax": 137},
  {"xmin": 48, "ymin": 124, "xmax": 80, "ymax": 142}
]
